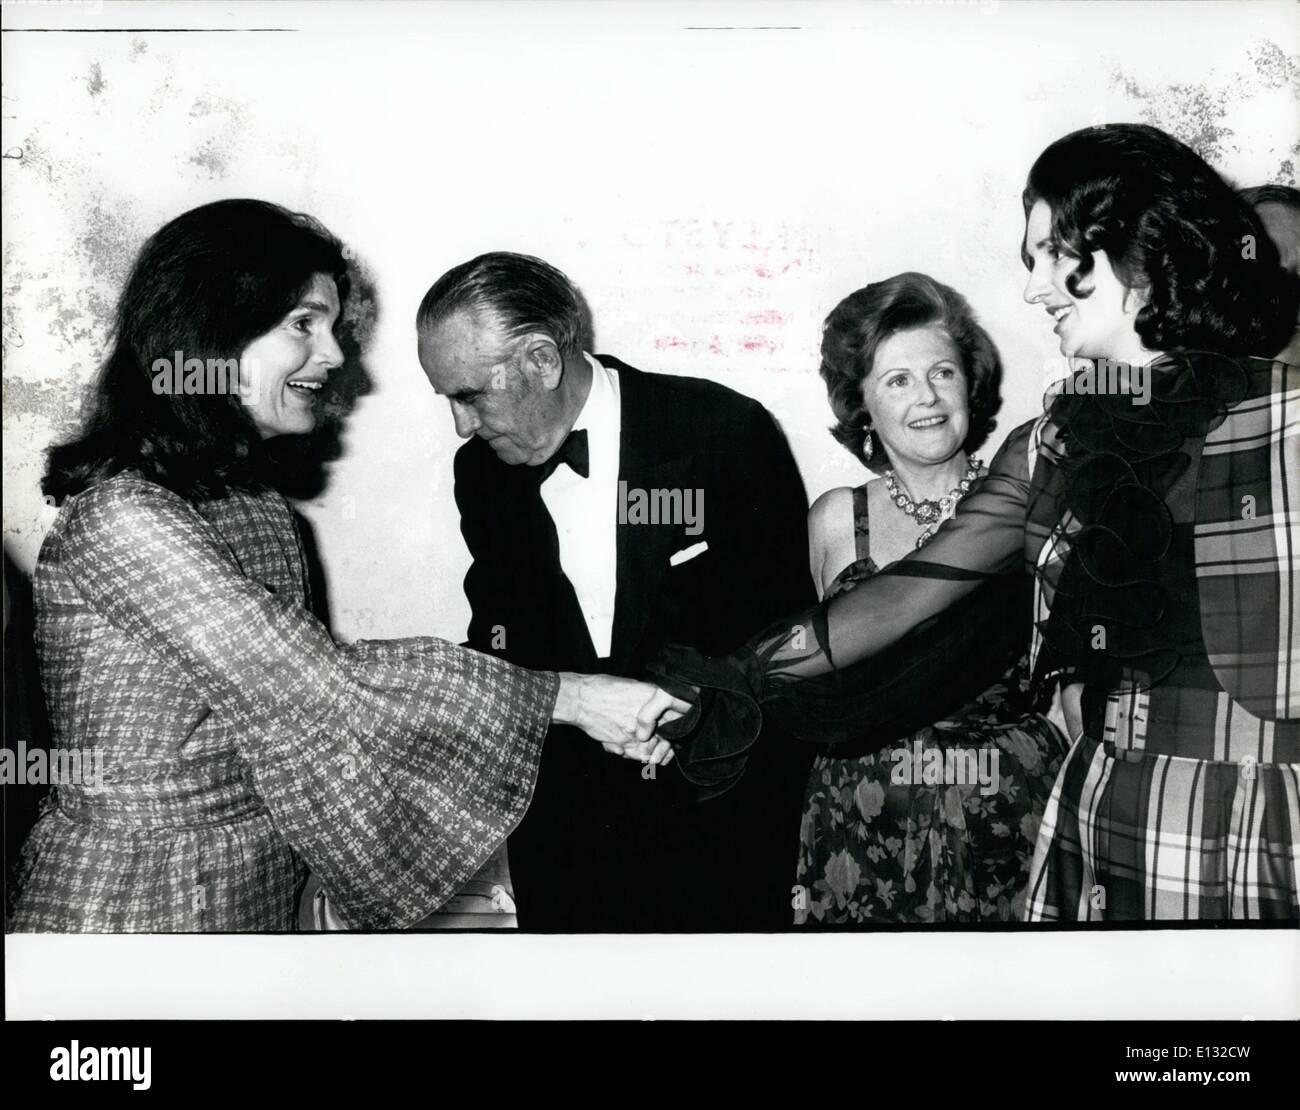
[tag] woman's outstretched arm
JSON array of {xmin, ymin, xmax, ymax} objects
[
  {"xmin": 754, "ymin": 418, "xmax": 1036, "ymax": 681},
  {"xmin": 57, "ymin": 475, "xmax": 676, "ymax": 925},
  {"xmin": 651, "ymin": 418, "xmax": 1040, "ymax": 790}
]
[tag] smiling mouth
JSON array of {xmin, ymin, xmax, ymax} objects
[
  {"xmin": 908, "ymin": 415, "xmax": 948, "ymax": 429},
  {"xmin": 1047, "ymin": 305, "xmax": 1074, "ymax": 331},
  {"xmin": 286, "ymin": 379, "xmax": 325, "ymax": 397}
]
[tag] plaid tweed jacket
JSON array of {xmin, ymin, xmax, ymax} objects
[
  {"xmin": 1024, "ymin": 355, "xmax": 1299, "ymax": 758},
  {"xmin": 1194, "ymin": 357, "xmax": 1299, "ymax": 722},
  {"xmin": 1021, "ymin": 354, "xmax": 1299, "ymax": 919},
  {"xmin": 9, "ymin": 472, "xmax": 557, "ymax": 932}
]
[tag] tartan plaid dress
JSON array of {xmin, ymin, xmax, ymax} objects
[
  {"xmin": 676, "ymin": 352, "xmax": 1300, "ymax": 922},
  {"xmin": 8, "ymin": 472, "xmax": 558, "ymax": 932},
  {"xmin": 1021, "ymin": 354, "xmax": 1299, "ymax": 920}
]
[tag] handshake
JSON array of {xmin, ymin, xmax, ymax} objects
[{"xmin": 553, "ymin": 673, "xmax": 692, "ymax": 767}]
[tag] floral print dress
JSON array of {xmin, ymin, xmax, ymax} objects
[{"xmin": 794, "ymin": 484, "xmax": 1068, "ymax": 924}]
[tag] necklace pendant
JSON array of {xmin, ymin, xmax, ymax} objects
[{"xmin": 886, "ymin": 458, "xmax": 984, "ymax": 539}]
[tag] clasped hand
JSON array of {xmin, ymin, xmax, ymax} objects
[{"xmin": 555, "ymin": 673, "xmax": 691, "ymax": 766}]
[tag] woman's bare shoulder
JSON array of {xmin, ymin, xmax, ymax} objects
[
  {"xmin": 807, "ymin": 486, "xmax": 860, "ymax": 593},
  {"xmin": 807, "ymin": 485, "xmax": 855, "ymax": 532}
]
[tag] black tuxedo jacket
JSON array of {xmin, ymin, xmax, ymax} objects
[{"xmin": 454, "ymin": 356, "xmax": 816, "ymax": 930}]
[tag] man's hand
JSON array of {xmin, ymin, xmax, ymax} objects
[
  {"xmin": 633, "ymin": 685, "xmax": 688, "ymax": 741},
  {"xmin": 600, "ymin": 735, "xmax": 676, "ymax": 766},
  {"xmin": 554, "ymin": 673, "xmax": 689, "ymax": 763},
  {"xmin": 598, "ymin": 685, "xmax": 687, "ymax": 765}
]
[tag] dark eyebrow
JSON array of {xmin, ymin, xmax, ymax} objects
[
  {"xmin": 1021, "ymin": 235, "xmax": 1056, "ymax": 267},
  {"xmin": 296, "ymin": 300, "xmax": 333, "ymax": 314}
]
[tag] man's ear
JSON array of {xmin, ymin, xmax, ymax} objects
[{"xmin": 522, "ymin": 335, "xmax": 564, "ymax": 390}]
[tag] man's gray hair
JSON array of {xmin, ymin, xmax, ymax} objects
[{"xmin": 416, "ymin": 252, "xmax": 586, "ymax": 356}]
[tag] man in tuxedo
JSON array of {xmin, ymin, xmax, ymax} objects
[{"xmin": 417, "ymin": 252, "xmax": 815, "ymax": 931}]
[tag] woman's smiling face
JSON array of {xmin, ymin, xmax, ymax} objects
[
  {"xmin": 1021, "ymin": 198, "xmax": 1148, "ymax": 364},
  {"xmin": 240, "ymin": 273, "xmax": 344, "ymax": 439},
  {"xmin": 862, "ymin": 325, "xmax": 970, "ymax": 469}
]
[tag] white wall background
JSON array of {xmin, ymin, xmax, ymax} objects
[{"xmin": 4, "ymin": 0, "xmax": 1297, "ymax": 645}]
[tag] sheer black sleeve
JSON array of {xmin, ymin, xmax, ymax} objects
[{"xmin": 649, "ymin": 420, "xmax": 1038, "ymax": 794}]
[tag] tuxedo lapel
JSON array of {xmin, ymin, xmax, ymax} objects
[{"xmin": 606, "ymin": 359, "xmax": 693, "ymax": 668}]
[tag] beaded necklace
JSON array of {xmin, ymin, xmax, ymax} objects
[{"xmin": 884, "ymin": 456, "xmax": 983, "ymax": 548}]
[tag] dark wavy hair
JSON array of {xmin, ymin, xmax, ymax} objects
[
  {"xmin": 1239, "ymin": 183, "xmax": 1300, "ymax": 212},
  {"xmin": 821, "ymin": 272, "xmax": 1003, "ymax": 469},
  {"xmin": 43, "ymin": 199, "xmax": 350, "ymax": 503},
  {"xmin": 415, "ymin": 251, "xmax": 586, "ymax": 357},
  {"xmin": 1022, "ymin": 124, "xmax": 1299, "ymax": 356}
]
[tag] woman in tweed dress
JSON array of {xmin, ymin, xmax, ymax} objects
[
  {"xmin": 9, "ymin": 199, "xmax": 682, "ymax": 933},
  {"xmin": 652, "ymin": 124, "xmax": 1300, "ymax": 920}
]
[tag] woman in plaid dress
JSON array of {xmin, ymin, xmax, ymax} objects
[
  {"xmin": 8, "ymin": 200, "xmax": 680, "ymax": 933},
  {"xmin": 653, "ymin": 124, "xmax": 1300, "ymax": 921}
]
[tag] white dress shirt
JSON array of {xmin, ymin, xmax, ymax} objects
[{"xmin": 539, "ymin": 353, "xmax": 621, "ymax": 660}]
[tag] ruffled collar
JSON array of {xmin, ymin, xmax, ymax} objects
[
  {"xmin": 1032, "ymin": 350, "xmax": 1252, "ymax": 693},
  {"xmin": 1047, "ymin": 350, "xmax": 1249, "ymax": 461}
]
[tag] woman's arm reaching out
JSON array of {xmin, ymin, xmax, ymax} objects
[{"xmin": 752, "ymin": 419, "xmax": 1035, "ymax": 679}]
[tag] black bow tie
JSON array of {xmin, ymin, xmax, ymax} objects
[{"xmin": 539, "ymin": 428, "xmax": 589, "ymax": 480}]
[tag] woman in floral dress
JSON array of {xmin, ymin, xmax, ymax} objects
[{"xmin": 795, "ymin": 273, "xmax": 1067, "ymax": 923}]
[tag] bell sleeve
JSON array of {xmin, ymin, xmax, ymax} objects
[{"xmin": 59, "ymin": 476, "xmax": 559, "ymax": 929}]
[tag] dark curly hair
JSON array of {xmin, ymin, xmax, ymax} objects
[
  {"xmin": 820, "ymin": 272, "xmax": 1003, "ymax": 469},
  {"xmin": 43, "ymin": 199, "xmax": 351, "ymax": 504},
  {"xmin": 1239, "ymin": 183, "xmax": 1300, "ymax": 212},
  {"xmin": 1022, "ymin": 124, "xmax": 1299, "ymax": 357}
]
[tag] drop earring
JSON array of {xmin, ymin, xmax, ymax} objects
[{"xmin": 862, "ymin": 422, "xmax": 874, "ymax": 462}]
